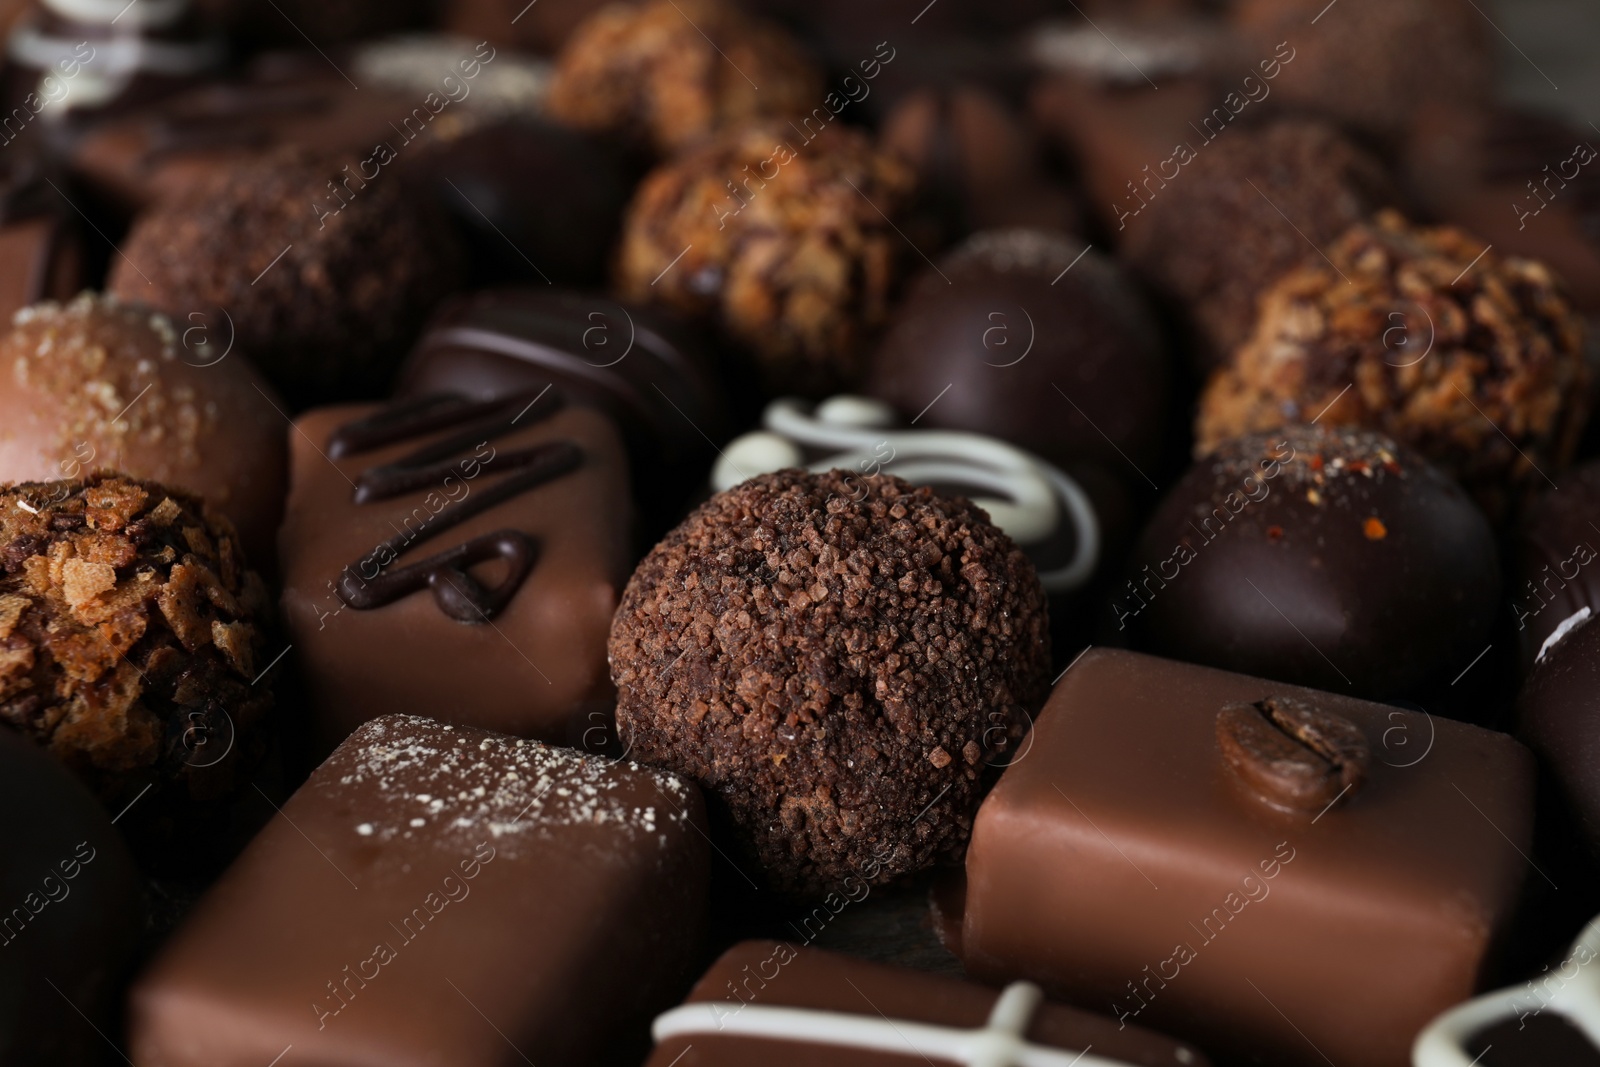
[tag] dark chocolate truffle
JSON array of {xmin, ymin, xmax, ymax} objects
[
  {"xmin": 616, "ymin": 121, "xmax": 913, "ymax": 395},
  {"xmin": 1233, "ymin": 0, "xmax": 1493, "ymax": 142},
  {"xmin": 1118, "ymin": 119, "xmax": 1392, "ymax": 366},
  {"xmin": 106, "ymin": 150, "xmax": 465, "ymax": 405},
  {"xmin": 866, "ymin": 228, "xmax": 1168, "ymax": 476},
  {"xmin": 548, "ymin": 0, "xmax": 822, "ymax": 156},
  {"xmin": 1125, "ymin": 424, "xmax": 1499, "ymax": 699},
  {"xmin": 0, "ymin": 474, "xmax": 275, "ymax": 816},
  {"xmin": 1197, "ymin": 210, "xmax": 1590, "ymax": 519},
  {"xmin": 0, "ymin": 726, "xmax": 141, "ymax": 1066},
  {"xmin": 1513, "ymin": 459, "xmax": 1600, "ymax": 673},
  {"xmin": 878, "ymin": 85, "xmax": 1079, "ymax": 251},
  {"xmin": 0, "ymin": 293, "xmax": 287, "ymax": 565},
  {"xmin": 1520, "ymin": 611, "xmax": 1600, "ymax": 863},
  {"xmin": 609, "ymin": 469, "xmax": 1051, "ymax": 896}
]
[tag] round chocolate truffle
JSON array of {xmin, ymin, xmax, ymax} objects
[
  {"xmin": 106, "ymin": 150, "xmax": 465, "ymax": 406},
  {"xmin": 1125, "ymin": 425, "xmax": 1499, "ymax": 699},
  {"xmin": 547, "ymin": 0, "xmax": 822, "ymax": 156},
  {"xmin": 609, "ymin": 469, "xmax": 1052, "ymax": 895},
  {"xmin": 1233, "ymin": 0, "xmax": 1492, "ymax": 142},
  {"xmin": 1196, "ymin": 210, "xmax": 1590, "ymax": 519},
  {"xmin": 0, "ymin": 474, "xmax": 275, "ymax": 817},
  {"xmin": 0, "ymin": 293, "xmax": 286, "ymax": 565},
  {"xmin": 866, "ymin": 228, "xmax": 1168, "ymax": 476},
  {"xmin": 1513, "ymin": 460, "xmax": 1600, "ymax": 673},
  {"xmin": 616, "ymin": 121, "xmax": 914, "ymax": 395},
  {"xmin": 1519, "ymin": 610, "xmax": 1600, "ymax": 863},
  {"xmin": 1118, "ymin": 119, "xmax": 1392, "ymax": 366}
]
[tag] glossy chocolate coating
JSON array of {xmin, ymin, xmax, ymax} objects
[
  {"xmin": 397, "ymin": 288, "xmax": 724, "ymax": 518},
  {"xmin": 278, "ymin": 396, "xmax": 633, "ymax": 754},
  {"xmin": 960, "ymin": 648, "xmax": 1535, "ymax": 1067},
  {"xmin": 645, "ymin": 941, "xmax": 1209, "ymax": 1067},
  {"xmin": 0, "ymin": 727, "xmax": 140, "ymax": 1066},
  {"xmin": 1126, "ymin": 426, "xmax": 1499, "ymax": 700},
  {"xmin": 866, "ymin": 228, "xmax": 1168, "ymax": 476},
  {"xmin": 1519, "ymin": 613, "xmax": 1600, "ymax": 863},
  {"xmin": 1514, "ymin": 456, "xmax": 1600, "ymax": 675},
  {"xmin": 130, "ymin": 713, "xmax": 710, "ymax": 1067}
]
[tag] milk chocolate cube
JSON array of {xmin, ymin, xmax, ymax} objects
[
  {"xmin": 131, "ymin": 714, "xmax": 710, "ymax": 1067},
  {"xmin": 960, "ymin": 649, "xmax": 1534, "ymax": 1067},
  {"xmin": 279, "ymin": 391, "xmax": 632, "ymax": 752},
  {"xmin": 645, "ymin": 940, "xmax": 1208, "ymax": 1067}
]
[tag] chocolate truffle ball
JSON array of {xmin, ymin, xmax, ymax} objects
[
  {"xmin": 1197, "ymin": 210, "xmax": 1590, "ymax": 519},
  {"xmin": 0, "ymin": 474, "xmax": 275, "ymax": 816},
  {"xmin": 1513, "ymin": 459, "xmax": 1600, "ymax": 673},
  {"xmin": 1233, "ymin": 0, "xmax": 1493, "ymax": 142},
  {"xmin": 1519, "ymin": 611, "xmax": 1600, "ymax": 863},
  {"xmin": 867, "ymin": 228, "xmax": 1168, "ymax": 476},
  {"xmin": 1125, "ymin": 425, "xmax": 1499, "ymax": 699},
  {"xmin": 0, "ymin": 293, "xmax": 287, "ymax": 565},
  {"xmin": 879, "ymin": 85, "xmax": 1079, "ymax": 251},
  {"xmin": 1118, "ymin": 119, "xmax": 1392, "ymax": 366},
  {"xmin": 616, "ymin": 121, "xmax": 913, "ymax": 395},
  {"xmin": 547, "ymin": 0, "xmax": 822, "ymax": 156},
  {"xmin": 107, "ymin": 150, "xmax": 465, "ymax": 406},
  {"xmin": 609, "ymin": 469, "xmax": 1052, "ymax": 895}
]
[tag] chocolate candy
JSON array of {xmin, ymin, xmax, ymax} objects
[
  {"xmin": 1519, "ymin": 611, "xmax": 1600, "ymax": 863},
  {"xmin": 130, "ymin": 713, "xmax": 710, "ymax": 1067},
  {"xmin": 1125, "ymin": 425, "xmax": 1500, "ymax": 699},
  {"xmin": 0, "ymin": 725, "xmax": 140, "ymax": 1066},
  {"xmin": 0, "ymin": 293, "xmax": 287, "ymax": 565},
  {"xmin": 1197, "ymin": 212, "xmax": 1591, "ymax": 520},
  {"xmin": 1513, "ymin": 459, "xmax": 1600, "ymax": 673},
  {"xmin": 609, "ymin": 469, "xmax": 1052, "ymax": 896},
  {"xmin": 278, "ymin": 391, "xmax": 632, "ymax": 753},
  {"xmin": 396, "ymin": 288, "xmax": 723, "ymax": 522},
  {"xmin": 958, "ymin": 648, "xmax": 1535, "ymax": 1067},
  {"xmin": 645, "ymin": 940, "xmax": 1210, "ymax": 1066},
  {"xmin": 866, "ymin": 228, "xmax": 1168, "ymax": 479}
]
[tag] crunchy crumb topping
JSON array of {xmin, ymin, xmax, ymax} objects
[
  {"xmin": 609, "ymin": 469, "xmax": 1051, "ymax": 895},
  {"xmin": 324, "ymin": 714, "xmax": 696, "ymax": 859},
  {"xmin": 0, "ymin": 474, "xmax": 272, "ymax": 807},
  {"xmin": 1197, "ymin": 210, "xmax": 1590, "ymax": 519}
]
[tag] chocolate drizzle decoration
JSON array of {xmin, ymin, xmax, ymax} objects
[{"xmin": 328, "ymin": 390, "xmax": 580, "ymax": 623}]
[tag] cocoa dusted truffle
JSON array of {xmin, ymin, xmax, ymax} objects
[
  {"xmin": 107, "ymin": 150, "xmax": 465, "ymax": 406},
  {"xmin": 0, "ymin": 474, "xmax": 274, "ymax": 819},
  {"xmin": 617, "ymin": 121, "xmax": 913, "ymax": 395},
  {"xmin": 1124, "ymin": 425, "xmax": 1499, "ymax": 699},
  {"xmin": 1197, "ymin": 210, "xmax": 1590, "ymax": 518},
  {"xmin": 609, "ymin": 469, "xmax": 1051, "ymax": 896},
  {"xmin": 547, "ymin": 0, "xmax": 822, "ymax": 156},
  {"xmin": 1118, "ymin": 119, "xmax": 1392, "ymax": 366},
  {"xmin": 0, "ymin": 293, "xmax": 287, "ymax": 566}
]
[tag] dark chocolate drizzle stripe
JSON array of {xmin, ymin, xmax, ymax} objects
[{"xmin": 330, "ymin": 391, "xmax": 579, "ymax": 623}]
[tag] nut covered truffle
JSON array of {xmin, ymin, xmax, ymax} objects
[
  {"xmin": 548, "ymin": 0, "xmax": 822, "ymax": 156},
  {"xmin": 617, "ymin": 122, "xmax": 914, "ymax": 395},
  {"xmin": 1197, "ymin": 210, "xmax": 1590, "ymax": 518},
  {"xmin": 609, "ymin": 469, "xmax": 1051, "ymax": 896},
  {"xmin": 0, "ymin": 474, "xmax": 273, "ymax": 814},
  {"xmin": 107, "ymin": 151, "xmax": 465, "ymax": 406}
]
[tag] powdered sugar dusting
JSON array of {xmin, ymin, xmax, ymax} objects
[{"xmin": 328, "ymin": 715, "xmax": 694, "ymax": 857}]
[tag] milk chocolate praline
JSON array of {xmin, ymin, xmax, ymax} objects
[
  {"xmin": 609, "ymin": 469, "xmax": 1051, "ymax": 896},
  {"xmin": 107, "ymin": 150, "xmax": 465, "ymax": 406},
  {"xmin": 1125, "ymin": 424, "xmax": 1499, "ymax": 699},
  {"xmin": 0, "ymin": 293, "xmax": 287, "ymax": 565}
]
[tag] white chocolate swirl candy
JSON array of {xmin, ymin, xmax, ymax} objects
[
  {"xmin": 712, "ymin": 396, "xmax": 1099, "ymax": 593},
  {"xmin": 1412, "ymin": 913, "xmax": 1600, "ymax": 1065}
]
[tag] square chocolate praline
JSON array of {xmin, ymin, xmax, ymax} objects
[
  {"xmin": 279, "ymin": 398, "xmax": 633, "ymax": 752},
  {"xmin": 960, "ymin": 649, "xmax": 1534, "ymax": 1067},
  {"xmin": 130, "ymin": 714, "xmax": 710, "ymax": 1067}
]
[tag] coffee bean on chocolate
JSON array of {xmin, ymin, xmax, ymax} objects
[
  {"xmin": 1127, "ymin": 424, "xmax": 1500, "ymax": 700},
  {"xmin": 1216, "ymin": 696, "xmax": 1369, "ymax": 813}
]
